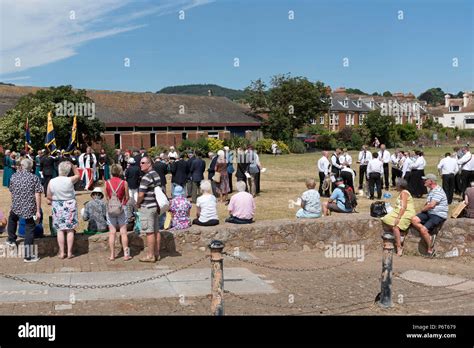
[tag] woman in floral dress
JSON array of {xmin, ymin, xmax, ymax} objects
[
  {"xmin": 169, "ymin": 185, "xmax": 192, "ymax": 230},
  {"xmin": 47, "ymin": 161, "xmax": 81, "ymax": 259}
]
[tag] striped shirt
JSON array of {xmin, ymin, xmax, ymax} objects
[
  {"xmin": 426, "ymin": 185, "xmax": 448, "ymax": 219},
  {"xmin": 139, "ymin": 170, "xmax": 161, "ymax": 208}
]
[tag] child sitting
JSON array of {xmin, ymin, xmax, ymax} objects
[{"xmin": 82, "ymin": 187, "xmax": 108, "ymax": 233}]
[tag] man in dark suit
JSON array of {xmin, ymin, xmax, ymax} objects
[
  {"xmin": 207, "ymin": 152, "xmax": 218, "ymax": 196},
  {"xmin": 153, "ymin": 155, "xmax": 168, "ymax": 195},
  {"xmin": 189, "ymin": 154, "xmax": 206, "ymax": 203},
  {"xmin": 170, "ymin": 154, "xmax": 188, "ymax": 196},
  {"xmin": 40, "ymin": 149, "xmax": 58, "ymax": 196},
  {"xmin": 133, "ymin": 148, "xmax": 147, "ymax": 165},
  {"xmin": 186, "ymin": 152, "xmax": 196, "ymax": 198}
]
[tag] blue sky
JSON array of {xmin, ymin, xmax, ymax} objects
[{"xmin": 0, "ymin": 0, "xmax": 472, "ymax": 95}]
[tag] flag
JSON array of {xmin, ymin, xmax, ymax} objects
[
  {"xmin": 65, "ymin": 115, "xmax": 77, "ymax": 154},
  {"xmin": 25, "ymin": 118, "xmax": 32, "ymax": 151},
  {"xmin": 44, "ymin": 112, "xmax": 57, "ymax": 154}
]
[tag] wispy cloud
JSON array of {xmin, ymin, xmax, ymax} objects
[{"xmin": 0, "ymin": 0, "xmax": 214, "ymax": 76}]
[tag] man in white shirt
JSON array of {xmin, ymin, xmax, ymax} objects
[
  {"xmin": 457, "ymin": 146, "xmax": 474, "ymax": 197},
  {"xmin": 437, "ymin": 152, "xmax": 458, "ymax": 204},
  {"xmin": 367, "ymin": 152, "xmax": 383, "ymax": 199},
  {"xmin": 317, "ymin": 151, "xmax": 331, "ymax": 197},
  {"xmin": 401, "ymin": 151, "xmax": 412, "ymax": 179},
  {"xmin": 390, "ymin": 149, "xmax": 402, "ymax": 187},
  {"xmin": 331, "ymin": 148, "xmax": 343, "ymax": 191},
  {"xmin": 339, "ymin": 148, "xmax": 352, "ymax": 168},
  {"xmin": 358, "ymin": 145, "xmax": 372, "ymax": 190},
  {"xmin": 378, "ymin": 144, "xmax": 391, "ymax": 191}
]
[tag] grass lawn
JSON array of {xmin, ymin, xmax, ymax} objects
[{"xmin": 0, "ymin": 145, "xmax": 461, "ymax": 235}]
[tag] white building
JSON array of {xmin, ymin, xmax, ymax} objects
[{"xmin": 433, "ymin": 92, "xmax": 474, "ymax": 129}]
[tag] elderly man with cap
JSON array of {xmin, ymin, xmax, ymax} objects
[
  {"xmin": 124, "ymin": 157, "xmax": 141, "ymax": 204},
  {"xmin": 82, "ymin": 187, "xmax": 108, "ymax": 233},
  {"xmin": 411, "ymin": 173, "xmax": 448, "ymax": 256},
  {"xmin": 322, "ymin": 177, "xmax": 353, "ymax": 215}
]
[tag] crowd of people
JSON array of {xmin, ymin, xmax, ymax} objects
[
  {"xmin": 1, "ymin": 144, "xmax": 263, "ymax": 263},
  {"xmin": 2, "ymin": 140, "xmax": 474, "ymax": 262}
]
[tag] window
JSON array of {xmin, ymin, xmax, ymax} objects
[
  {"xmin": 342, "ymin": 99, "xmax": 348, "ymax": 107},
  {"xmin": 150, "ymin": 133, "xmax": 156, "ymax": 147},
  {"xmin": 106, "ymin": 127, "xmax": 117, "ymax": 132},
  {"xmin": 135, "ymin": 126, "xmax": 152, "ymax": 131},
  {"xmin": 359, "ymin": 114, "xmax": 365, "ymax": 124},
  {"xmin": 465, "ymin": 119, "xmax": 474, "ymax": 124},
  {"xmin": 320, "ymin": 116, "xmax": 325, "ymax": 125},
  {"xmin": 345, "ymin": 114, "xmax": 354, "ymax": 126},
  {"xmin": 449, "ymin": 106, "xmax": 460, "ymax": 112},
  {"xmin": 208, "ymin": 131, "xmax": 219, "ymax": 139},
  {"xmin": 330, "ymin": 113, "xmax": 338, "ymax": 125},
  {"xmin": 114, "ymin": 134, "xmax": 121, "ymax": 149},
  {"xmin": 117, "ymin": 127, "xmax": 133, "ymax": 132},
  {"xmin": 451, "ymin": 117, "xmax": 455, "ymax": 125},
  {"xmin": 182, "ymin": 132, "xmax": 188, "ymax": 140},
  {"xmin": 369, "ymin": 101, "xmax": 374, "ymax": 109}
]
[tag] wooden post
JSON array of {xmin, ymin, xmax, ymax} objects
[
  {"xmin": 379, "ymin": 232, "xmax": 395, "ymax": 308},
  {"xmin": 209, "ymin": 240, "xmax": 224, "ymax": 316}
]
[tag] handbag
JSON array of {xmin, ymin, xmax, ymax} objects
[
  {"xmin": 370, "ymin": 201, "xmax": 387, "ymax": 217},
  {"xmin": 213, "ymin": 171, "xmax": 221, "ymax": 183}
]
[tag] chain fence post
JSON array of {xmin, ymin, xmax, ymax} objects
[
  {"xmin": 209, "ymin": 240, "xmax": 225, "ymax": 316},
  {"xmin": 379, "ymin": 232, "xmax": 395, "ymax": 308}
]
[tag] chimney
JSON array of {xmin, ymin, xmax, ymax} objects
[
  {"xmin": 463, "ymin": 93, "xmax": 469, "ymax": 108},
  {"xmin": 445, "ymin": 94, "xmax": 451, "ymax": 107},
  {"xmin": 208, "ymin": 89, "xmax": 213, "ymax": 97}
]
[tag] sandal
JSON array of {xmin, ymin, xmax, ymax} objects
[
  {"xmin": 58, "ymin": 254, "xmax": 66, "ymax": 259},
  {"xmin": 139, "ymin": 257, "xmax": 156, "ymax": 263},
  {"xmin": 123, "ymin": 255, "xmax": 133, "ymax": 261},
  {"xmin": 396, "ymin": 247, "xmax": 403, "ymax": 257},
  {"xmin": 109, "ymin": 256, "xmax": 115, "ymax": 261},
  {"xmin": 67, "ymin": 254, "xmax": 75, "ymax": 259},
  {"xmin": 424, "ymin": 250, "xmax": 436, "ymax": 258}
]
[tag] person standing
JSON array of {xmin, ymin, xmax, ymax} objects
[
  {"xmin": 378, "ymin": 144, "xmax": 391, "ymax": 191},
  {"xmin": 235, "ymin": 147, "xmax": 248, "ymax": 192},
  {"xmin": 457, "ymin": 146, "xmax": 474, "ymax": 198},
  {"xmin": 437, "ymin": 152, "xmax": 458, "ymax": 204},
  {"xmin": 6, "ymin": 159, "xmax": 43, "ymax": 262},
  {"xmin": 367, "ymin": 152, "xmax": 383, "ymax": 200},
  {"xmin": 2, "ymin": 150, "xmax": 14, "ymax": 187},
  {"xmin": 358, "ymin": 145, "xmax": 372, "ymax": 191},
  {"xmin": 330, "ymin": 148, "xmax": 343, "ymax": 191},
  {"xmin": 136, "ymin": 156, "xmax": 162, "ymax": 262},
  {"xmin": 34, "ymin": 150, "xmax": 43, "ymax": 179},
  {"xmin": 207, "ymin": 152, "xmax": 219, "ymax": 196},
  {"xmin": 246, "ymin": 146, "xmax": 259, "ymax": 197},
  {"xmin": 225, "ymin": 146, "xmax": 234, "ymax": 193},
  {"xmin": 40, "ymin": 149, "xmax": 57, "ymax": 196},
  {"xmin": 215, "ymin": 150, "xmax": 230, "ymax": 203},
  {"xmin": 339, "ymin": 148, "xmax": 352, "ymax": 168},
  {"xmin": 390, "ymin": 149, "xmax": 402, "ymax": 187},
  {"xmin": 47, "ymin": 161, "xmax": 81, "ymax": 259},
  {"xmin": 409, "ymin": 151, "xmax": 427, "ymax": 198},
  {"xmin": 168, "ymin": 146, "xmax": 178, "ymax": 160},
  {"xmin": 271, "ymin": 141, "xmax": 278, "ymax": 156},
  {"xmin": 189, "ymin": 153, "xmax": 206, "ymax": 203},
  {"xmin": 124, "ymin": 158, "xmax": 141, "ymax": 203},
  {"xmin": 317, "ymin": 151, "xmax": 330, "ymax": 197},
  {"xmin": 78, "ymin": 147, "xmax": 97, "ymax": 189},
  {"xmin": 185, "ymin": 151, "xmax": 196, "ymax": 198},
  {"xmin": 98, "ymin": 148, "xmax": 109, "ymax": 181},
  {"xmin": 153, "ymin": 154, "xmax": 168, "ymax": 195},
  {"xmin": 170, "ymin": 154, "xmax": 188, "ymax": 197}
]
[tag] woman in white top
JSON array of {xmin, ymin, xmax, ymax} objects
[
  {"xmin": 192, "ymin": 180, "xmax": 219, "ymax": 226},
  {"xmin": 168, "ymin": 146, "xmax": 179, "ymax": 159},
  {"xmin": 408, "ymin": 150, "xmax": 427, "ymax": 198},
  {"xmin": 47, "ymin": 161, "xmax": 81, "ymax": 259}
]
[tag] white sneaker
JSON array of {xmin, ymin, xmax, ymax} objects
[
  {"xmin": 5, "ymin": 240, "xmax": 16, "ymax": 247},
  {"xmin": 24, "ymin": 256, "xmax": 40, "ymax": 263}
]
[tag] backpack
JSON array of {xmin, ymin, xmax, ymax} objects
[
  {"xmin": 106, "ymin": 180, "xmax": 124, "ymax": 217},
  {"xmin": 370, "ymin": 201, "xmax": 387, "ymax": 217},
  {"xmin": 341, "ymin": 186, "xmax": 357, "ymax": 211}
]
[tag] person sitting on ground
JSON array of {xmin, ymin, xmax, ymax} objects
[
  {"xmin": 410, "ymin": 173, "xmax": 449, "ymax": 256},
  {"xmin": 225, "ymin": 181, "xmax": 255, "ymax": 224},
  {"xmin": 322, "ymin": 177, "xmax": 353, "ymax": 215},
  {"xmin": 296, "ymin": 178, "xmax": 321, "ymax": 219},
  {"xmin": 82, "ymin": 187, "xmax": 108, "ymax": 233},
  {"xmin": 193, "ymin": 180, "xmax": 219, "ymax": 226},
  {"xmin": 168, "ymin": 185, "xmax": 192, "ymax": 230},
  {"xmin": 463, "ymin": 181, "xmax": 474, "ymax": 218},
  {"xmin": 381, "ymin": 178, "xmax": 416, "ymax": 256}
]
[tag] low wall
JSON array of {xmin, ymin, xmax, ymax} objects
[{"xmin": 10, "ymin": 214, "xmax": 474, "ymax": 258}]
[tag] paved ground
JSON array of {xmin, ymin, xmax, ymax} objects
[{"xmin": 0, "ymin": 240, "xmax": 472, "ymax": 315}]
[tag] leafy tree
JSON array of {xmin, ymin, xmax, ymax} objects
[
  {"xmin": 0, "ymin": 85, "xmax": 104, "ymax": 151},
  {"xmin": 395, "ymin": 123, "xmax": 418, "ymax": 141},
  {"xmin": 246, "ymin": 74, "xmax": 330, "ymax": 142},
  {"xmin": 382, "ymin": 91, "xmax": 392, "ymax": 97},
  {"xmin": 455, "ymin": 91, "xmax": 464, "ymax": 98},
  {"xmin": 157, "ymin": 84, "xmax": 245, "ymax": 100},
  {"xmin": 372, "ymin": 92, "xmax": 380, "ymax": 96},
  {"xmin": 362, "ymin": 110, "xmax": 396, "ymax": 146},
  {"xmin": 418, "ymin": 87, "xmax": 445, "ymax": 106},
  {"xmin": 345, "ymin": 88, "xmax": 367, "ymax": 95}
]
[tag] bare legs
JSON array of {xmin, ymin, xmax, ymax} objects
[
  {"xmin": 57, "ymin": 229, "xmax": 75, "ymax": 258},
  {"xmin": 109, "ymin": 224, "xmax": 131, "ymax": 260}
]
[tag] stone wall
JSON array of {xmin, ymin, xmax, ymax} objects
[{"xmin": 26, "ymin": 214, "xmax": 474, "ymax": 258}]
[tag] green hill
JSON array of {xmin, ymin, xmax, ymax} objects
[{"xmin": 157, "ymin": 84, "xmax": 245, "ymax": 100}]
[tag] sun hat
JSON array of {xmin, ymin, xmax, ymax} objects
[{"xmin": 90, "ymin": 187, "xmax": 104, "ymax": 198}]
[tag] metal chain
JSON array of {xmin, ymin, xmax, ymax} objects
[{"xmin": 0, "ymin": 255, "xmax": 209, "ymax": 289}]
